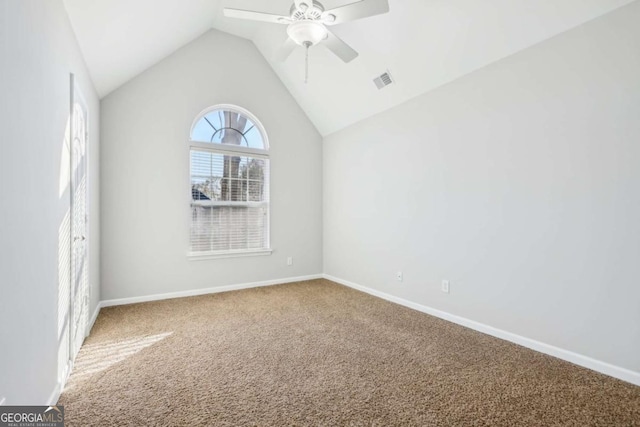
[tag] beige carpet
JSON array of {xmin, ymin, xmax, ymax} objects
[{"xmin": 58, "ymin": 279, "xmax": 640, "ymax": 426}]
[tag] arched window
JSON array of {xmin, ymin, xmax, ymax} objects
[{"xmin": 189, "ymin": 105, "xmax": 270, "ymax": 257}]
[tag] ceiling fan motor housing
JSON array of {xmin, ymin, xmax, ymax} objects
[
  {"xmin": 287, "ymin": 20, "xmax": 329, "ymax": 46},
  {"xmin": 290, "ymin": 1, "xmax": 325, "ymax": 21}
]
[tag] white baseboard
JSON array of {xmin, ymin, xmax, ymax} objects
[
  {"xmin": 100, "ymin": 274, "xmax": 324, "ymax": 308},
  {"xmin": 59, "ymin": 360, "xmax": 71, "ymax": 392},
  {"xmin": 47, "ymin": 382, "xmax": 62, "ymax": 406},
  {"xmin": 323, "ymin": 274, "xmax": 640, "ymax": 387},
  {"xmin": 87, "ymin": 303, "xmax": 102, "ymax": 336}
]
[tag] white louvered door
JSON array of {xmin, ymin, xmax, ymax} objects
[{"xmin": 70, "ymin": 78, "xmax": 89, "ymax": 362}]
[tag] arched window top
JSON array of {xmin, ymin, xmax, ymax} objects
[{"xmin": 190, "ymin": 105, "xmax": 268, "ymax": 151}]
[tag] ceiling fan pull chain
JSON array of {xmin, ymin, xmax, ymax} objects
[{"xmin": 304, "ymin": 42, "xmax": 310, "ymax": 84}]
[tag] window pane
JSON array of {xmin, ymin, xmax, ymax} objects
[
  {"xmin": 190, "ymin": 151, "xmax": 267, "ymax": 202},
  {"xmin": 189, "ymin": 106, "xmax": 269, "ymax": 254},
  {"xmin": 190, "ymin": 109, "xmax": 265, "ymax": 150}
]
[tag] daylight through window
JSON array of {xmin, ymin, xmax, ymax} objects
[{"xmin": 189, "ymin": 106, "xmax": 270, "ymax": 257}]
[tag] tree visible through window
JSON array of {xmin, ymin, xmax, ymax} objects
[{"xmin": 189, "ymin": 106, "xmax": 270, "ymax": 256}]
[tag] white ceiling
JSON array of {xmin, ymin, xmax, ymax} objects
[{"xmin": 64, "ymin": 0, "xmax": 636, "ymax": 136}]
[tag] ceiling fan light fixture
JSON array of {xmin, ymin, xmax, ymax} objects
[{"xmin": 286, "ymin": 20, "xmax": 328, "ymax": 46}]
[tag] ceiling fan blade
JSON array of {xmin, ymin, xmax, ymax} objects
[
  {"xmin": 223, "ymin": 8, "xmax": 291, "ymax": 24},
  {"xmin": 324, "ymin": 29, "xmax": 358, "ymax": 63},
  {"xmin": 274, "ymin": 38, "xmax": 298, "ymax": 62},
  {"xmin": 293, "ymin": 0, "xmax": 309, "ymax": 11},
  {"xmin": 323, "ymin": 0, "xmax": 389, "ymax": 25}
]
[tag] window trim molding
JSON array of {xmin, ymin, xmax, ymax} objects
[
  {"xmin": 187, "ymin": 104, "xmax": 271, "ymax": 259},
  {"xmin": 189, "ymin": 141, "xmax": 269, "ymax": 159},
  {"xmin": 187, "ymin": 248, "xmax": 273, "ymax": 261}
]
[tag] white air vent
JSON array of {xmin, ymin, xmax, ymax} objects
[{"xmin": 373, "ymin": 71, "xmax": 394, "ymax": 89}]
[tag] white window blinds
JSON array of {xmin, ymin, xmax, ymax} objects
[{"xmin": 190, "ymin": 150, "xmax": 269, "ymax": 253}]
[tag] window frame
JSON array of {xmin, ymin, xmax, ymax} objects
[{"xmin": 187, "ymin": 104, "xmax": 271, "ymax": 260}]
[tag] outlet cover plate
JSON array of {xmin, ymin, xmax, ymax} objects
[{"xmin": 442, "ymin": 280, "xmax": 450, "ymax": 293}]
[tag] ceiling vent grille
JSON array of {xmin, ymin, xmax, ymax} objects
[{"xmin": 373, "ymin": 71, "xmax": 394, "ymax": 89}]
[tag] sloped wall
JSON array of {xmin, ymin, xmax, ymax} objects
[{"xmin": 100, "ymin": 30, "xmax": 323, "ymax": 300}]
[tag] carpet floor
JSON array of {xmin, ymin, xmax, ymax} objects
[{"xmin": 58, "ymin": 279, "xmax": 640, "ymax": 426}]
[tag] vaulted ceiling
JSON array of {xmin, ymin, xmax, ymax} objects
[{"xmin": 63, "ymin": 0, "xmax": 636, "ymax": 135}]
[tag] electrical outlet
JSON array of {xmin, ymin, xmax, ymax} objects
[
  {"xmin": 287, "ymin": 257, "xmax": 293, "ymax": 266},
  {"xmin": 441, "ymin": 280, "xmax": 450, "ymax": 294},
  {"xmin": 396, "ymin": 271, "xmax": 403, "ymax": 282}
]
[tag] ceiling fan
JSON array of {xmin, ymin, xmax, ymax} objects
[{"xmin": 223, "ymin": 0, "xmax": 390, "ymax": 81}]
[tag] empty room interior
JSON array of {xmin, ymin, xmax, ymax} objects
[{"xmin": 1, "ymin": 0, "xmax": 640, "ymax": 425}]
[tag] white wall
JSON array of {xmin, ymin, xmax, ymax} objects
[
  {"xmin": 0, "ymin": 0, "xmax": 100, "ymax": 404},
  {"xmin": 324, "ymin": 2, "xmax": 640, "ymax": 374},
  {"xmin": 100, "ymin": 30, "xmax": 323, "ymax": 301}
]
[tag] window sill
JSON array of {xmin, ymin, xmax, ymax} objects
[{"xmin": 187, "ymin": 248, "xmax": 273, "ymax": 261}]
